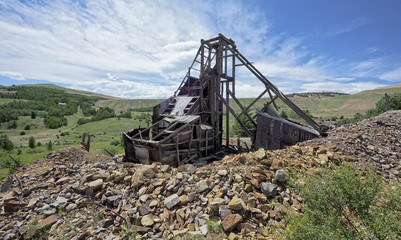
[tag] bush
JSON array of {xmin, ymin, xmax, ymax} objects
[
  {"xmin": 110, "ymin": 140, "xmax": 120, "ymax": 146},
  {"xmin": 29, "ymin": 136, "xmax": 36, "ymax": 149},
  {"xmin": 47, "ymin": 140, "xmax": 53, "ymax": 151},
  {"xmin": 280, "ymin": 110, "xmax": 288, "ymax": 119},
  {"xmin": 44, "ymin": 116, "xmax": 67, "ymax": 129},
  {"xmin": 7, "ymin": 120, "xmax": 17, "ymax": 129},
  {"xmin": 118, "ymin": 111, "xmax": 132, "ymax": 119},
  {"xmin": 77, "ymin": 118, "xmax": 91, "ymax": 125},
  {"xmin": 232, "ymin": 112, "xmax": 255, "ymax": 137},
  {"xmin": 20, "ymin": 131, "xmax": 26, "ymax": 135},
  {"xmin": 24, "ymin": 124, "xmax": 31, "ymax": 130},
  {"xmin": 284, "ymin": 165, "xmax": 401, "ymax": 239},
  {"xmin": 0, "ymin": 134, "xmax": 14, "ymax": 151}
]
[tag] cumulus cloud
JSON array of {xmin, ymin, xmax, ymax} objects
[{"xmin": 0, "ymin": 0, "xmax": 395, "ymax": 98}]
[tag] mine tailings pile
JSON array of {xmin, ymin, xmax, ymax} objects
[
  {"xmin": 0, "ymin": 111, "xmax": 400, "ymax": 239},
  {"xmin": 123, "ymin": 34, "xmax": 327, "ymax": 167}
]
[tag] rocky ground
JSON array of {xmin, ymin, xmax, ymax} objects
[
  {"xmin": 301, "ymin": 110, "xmax": 401, "ymax": 179},
  {"xmin": 0, "ymin": 111, "xmax": 400, "ymax": 240}
]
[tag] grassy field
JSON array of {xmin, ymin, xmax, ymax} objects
[
  {"xmin": 95, "ymin": 99, "xmax": 162, "ymax": 113},
  {"xmin": 0, "ymin": 110, "xmax": 152, "ymax": 179}
]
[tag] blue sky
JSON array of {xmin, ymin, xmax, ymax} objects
[{"xmin": 0, "ymin": 0, "xmax": 400, "ymax": 98}]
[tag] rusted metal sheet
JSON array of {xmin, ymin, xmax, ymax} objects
[{"xmin": 255, "ymin": 111, "xmax": 319, "ymax": 150}]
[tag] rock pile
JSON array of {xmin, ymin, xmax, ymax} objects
[
  {"xmin": 0, "ymin": 110, "xmax": 400, "ymax": 239},
  {"xmin": 302, "ymin": 110, "xmax": 401, "ymax": 179},
  {"xmin": 0, "ymin": 144, "xmax": 352, "ymax": 239}
]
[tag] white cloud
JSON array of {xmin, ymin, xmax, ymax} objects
[
  {"xmin": 0, "ymin": 71, "xmax": 25, "ymax": 80},
  {"xmin": 301, "ymin": 81, "xmax": 385, "ymax": 94},
  {"xmin": 349, "ymin": 58, "xmax": 383, "ymax": 77},
  {"xmin": 325, "ymin": 18, "xmax": 369, "ymax": 37},
  {"xmin": 379, "ymin": 67, "xmax": 401, "ymax": 82},
  {"xmin": 0, "ymin": 0, "xmax": 393, "ymax": 99}
]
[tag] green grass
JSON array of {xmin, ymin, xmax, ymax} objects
[
  {"xmin": 95, "ymin": 99, "xmax": 162, "ymax": 113},
  {"xmin": 0, "ymin": 109, "xmax": 151, "ymax": 179}
]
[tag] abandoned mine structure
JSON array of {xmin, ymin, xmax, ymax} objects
[{"xmin": 123, "ymin": 34, "xmax": 327, "ymax": 166}]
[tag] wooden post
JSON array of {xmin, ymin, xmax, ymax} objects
[
  {"xmin": 176, "ymin": 134, "xmax": 180, "ymax": 165},
  {"xmin": 86, "ymin": 134, "xmax": 91, "ymax": 151},
  {"xmin": 385, "ymin": 93, "xmax": 391, "ymax": 111},
  {"xmin": 237, "ymin": 137, "xmax": 241, "ymax": 153}
]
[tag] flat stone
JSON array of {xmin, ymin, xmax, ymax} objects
[
  {"xmin": 255, "ymin": 148, "xmax": 266, "ymax": 160},
  {"xmin": 221, "ymin": 214, "xmax": 243, "ymax": 231},
  {"xmin": 271, "ymin": 158, "xmax": 283, "ymax": 170},
  {"xmin": 139, "ymin": 203, "xmax": 151, "ymax": 216},
  {"xmin": 228, "ymin": 197, "xmax": 245, "ymax": 211},
  {"xmin": 200, "ymin": 224, "xmax": 208, "ymax": 235},
  {"xmin": 52, "ymin": 196, "xmax": 68, "ymax": 208},
  {"xmin": 195, "ymin": 180, "xmax": 209, "ymax": 193},
  {"xmin": 56, "ymin": 176, "xmax": 70, "ymax": 184},
  {"xmin": 164, "ymin": 194, "xmax": 181, "ymax": 209},
  {"xmin": 260, "ymin": 159, "xmax": 273, "ymax": 167},
  {"xmin": 129, "ymin": 225, "xmax": 150, "ymax": 234},
  {"xmin": 188, "ymin": 192, "xmax": 196, "ymax": 202},
  {"xmin": 102, "ymin": 219, "xmax": 114, "ymax": 228},
  {"xmin": 39, "ymin": 214, "xmax": 57, "ymax": 229},
  {"xmin": 219, "ymin": 205, "xmax": 232, "ymax": 220},
  {"xmin": 160, "ymin": 165, "xmax": 170, "ymax": 172},
  {"xmin": 4, "ymin": 199, "xmax": 26, "ymax": 212},
  {"xmin": 131, "ymin": 166, "xmax": 156, "ymax": 188},
  {"xmin": 217, "ymin": 170, "xmax": 227, "ymax": 176},
  {"xmin": 209, "ymin": 197, "xmax": 225, "ymax": 216},
  {"xmin": 87, "ymin": 179, "xmax": 103, "ymax": 191},
  {"xmin": 149, "ymin": 199, "xmax": 159, "ymax": 208},
  {"xmin": 66, "ymin": 203, "xmax": 77, "ymax": 212},
  {"xmin": 173, "ymin": 229, "xmax": 189, "ymax": 237},
  {"xmin": 71, "ymin": 182, "xmax": 85, "ymax": 194},
  {"xmin": 180, "ymin": 195, "xmax": 189, "ymax": 205},
  {"xmin": 27, "ymin": 197, "xmax": 39, "ymax": 208},
  {"xmin": 141, "ymin": 215, "xmax": 154, "ymax": 227},
  {"xmin": 139, "ymin": 194, "xmax": 149, "ymax": 203},
  {"xmin": 43, "ymin": 209, "xmax": 56, "ymax": 216},
  {"xmin": 228, "ymin": 232, "xmax": 238, "ymax": 240}
]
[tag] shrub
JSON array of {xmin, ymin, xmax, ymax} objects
[
  {"xmin": 77, "ymin": 118, "xmax": 91, "ymax": 125},
  {"xmin": 0, "ymin": 134, "xmax": 14, "ymax": 151},
  {"xmin": 232, "ymin": 112, "xmax": 255, "ymax": 137},
  {"xmin": 284, "ymin": 165, "xmax": 401, "ymax": 239},
  {"xmin": 20, "ymin": 131, "xmax": 26, "ymax": 135},
  {"xmin": 44, "ymin": 116, "xmax": 67, "ymax": 129},
  {"xmin": 110, "ymin": 140, "xmax": 120, "ymax": 146},
  {"xmin": 24, "ymin": 124, "xmax": 31, "ymax": 130},
  {"xmin": 47, "ymin": 140, "xmax": 53, "ymax": 151},
  {"xmin": 7, "ymin": 120, "xmax": 17, "ymax": 129},
  {"xmin": 29, "ymin": 136, "xmax": 36, "ymax": 149}
]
